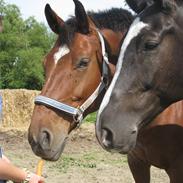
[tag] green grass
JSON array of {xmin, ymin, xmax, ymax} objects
[
  {"xmin": 49, "ymin": 151, "xmax": 127, "ymax": 173},
  {"xmin": 50, "ymin": 153, "xmax": 97, "ymax": 173},
  {"xmin": 83, "ymin": 112, "xmax": 96, "ymax": 123}
]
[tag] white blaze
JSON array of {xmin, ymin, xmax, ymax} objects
[
  {"xmin": 54, "ymin": 45, "xmax": 70, "ymax": 64},
  {"xmin": 97, "ymin": 18, "xmax": 149, "ymax": 122}
]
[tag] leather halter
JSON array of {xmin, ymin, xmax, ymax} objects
[{"xmin": 35, "ymin": 30, "xmax": 110, "ymax": 127}]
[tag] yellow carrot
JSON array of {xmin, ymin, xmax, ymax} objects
[{"xmin": 36, "ymin": 159, "xmax": 44, "ymax": 176}]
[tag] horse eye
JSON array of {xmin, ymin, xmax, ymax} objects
[
  {"xmin": 144, "ymin": 41, "xmax": 159, "ymax": 51},
  {"xmin": 76, "ymin": 58, "xmax": 89, "ymax": 69}
]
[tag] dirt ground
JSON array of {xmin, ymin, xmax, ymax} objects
[{"xmin": 0, "ymin": 124, "xmax": 169, "ymax": 183}]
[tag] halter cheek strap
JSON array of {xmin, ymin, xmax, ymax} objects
[{"xmin": 35, "ymin": 30, "xmax": 110, "ymax": 126}]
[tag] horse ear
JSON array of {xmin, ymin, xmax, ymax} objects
[
  {"xmin": 73, "ymin": 0, "xmax": 89, "ymax": 34},
  {"xmin": 153, "ymin": 0, "xmax": 176, "ymax": 13},
  {"xmin": 87, "ymin": 16, "xmax": 97, "ymax": 30},
  {"xmin": 45, "ymin": 4, "xmax": 65, "ymax": 34},
  {"xmin": 126, "ymin": 0, "xmax": 153, "ymax": 13}
]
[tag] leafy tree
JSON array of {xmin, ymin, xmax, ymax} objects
[{"xmin": 0, "ymin": 0, "xmax": 55, "ymax": 89}]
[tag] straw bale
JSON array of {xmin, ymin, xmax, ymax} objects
[{"xmin": 0, "ymin": 89, "xmax": 40, "ymax": 128}]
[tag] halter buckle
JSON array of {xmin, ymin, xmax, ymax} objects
[{"xmin": 73, "ymin": 109, "xmax": 83, "ymax": 127}]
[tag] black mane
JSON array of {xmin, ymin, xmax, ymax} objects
[
  {"xmin": 63, "ymin": 8, "xmax": 134, "ymax": 45},
  {"xmin": 126, "ymin": 0, "xmax": 154, "ymax": 13},
  {"xmin": 88, "ymin": 8, "xmax": 134, "ymax": 32}
]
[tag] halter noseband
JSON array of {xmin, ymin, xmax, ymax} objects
[{"xmin": 35, "ymin": 30, "xmax": 110, "ymax": 126}]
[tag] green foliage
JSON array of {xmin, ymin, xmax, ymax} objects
[
  {"xmin": 49, "ymin": 151, "xmax": 127, "ymax": 173},
  {"xmin": 0, "ymin": 0, "xmax": 55, "ymax": 89},
  {"xmin": 50, "ymin": 153, "xmax": 97, "ymax": 173},
  {"xmin": 84, "ymin": 112, "xmax": 96, "ymax": 123}
]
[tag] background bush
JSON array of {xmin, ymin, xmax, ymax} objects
[{"xmin": 0, "ymin": 0, "xmax": 55, "ymax": 89}]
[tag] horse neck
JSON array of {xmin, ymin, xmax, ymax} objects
[
  {"xmin": 100, "ymin": 29, "xmax": 126, "ymax": 75},
  {"xmin": 144, "ymin": 100, "xmax": 183, "ymax": 129},
  {"xmin": 84, "ymin": 29, "xmax": 126, "ymax": 116}
]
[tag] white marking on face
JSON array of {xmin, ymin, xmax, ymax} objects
[
  {"xmin": 54, "ymin": 45, "xmax": 70, "ymax": 64},
  {"xmin": 97, "ymin": 18, "xmax": 149, "ymax": 124}
]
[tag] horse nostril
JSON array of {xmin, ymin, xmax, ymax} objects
[
  {"xmin": 40, "ymin": 129, "xmax": 52, "ymax": 150},
  {"xmin": 101, "ymin": 128, "xmax": 113, "ymax": 148},
  {"xmin": 131, "ymin": 126, "xmax": 137, "ymax": 135},
  {"xmin": 28, "ymin": 133, "xmax": 38, "ymax": 147}
]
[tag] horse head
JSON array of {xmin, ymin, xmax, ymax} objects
[
  {"xmin": 28, "ymin": 0, "xmax": 132, "ymax": 160},
  {"xmin": 96, "ymin": 0, "xmax": 183, "ymax": 153}
]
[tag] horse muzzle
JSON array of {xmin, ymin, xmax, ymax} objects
[
  {"xmin": 28, "ymin": 127, "xmax": 68, "ymax": 161},
  {"xmin": 96, "ymin": 116, "xmax": 138, "ymax": 154}
]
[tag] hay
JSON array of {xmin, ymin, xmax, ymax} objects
[{"xmin": 0, "ymin": 89, "xmax": 40, "ymax": 128}]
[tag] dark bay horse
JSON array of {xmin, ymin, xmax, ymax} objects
[
  {"xmin": 28, "ymin": 0, "xmax": 133, "ymax": 161},
  {"xmin": 115, "ymin": 1, "xmax": 183, "ymax": 182},
  {"xmin": 96, "ymin": 0, "xmax": 183, "ymax": 158}
]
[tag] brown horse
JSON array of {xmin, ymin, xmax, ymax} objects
[
  {"xmin": 128, "ymin": 101, "xmax": 183, "ymax": 183},
  {"xmin": 28, "ymin": 0, "xmax": 133, "ymax": 161}
]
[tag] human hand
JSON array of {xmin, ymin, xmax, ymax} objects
[
  {"xmin": 28, "ymin": 173, "xmax": 44, "ymax": 183},
  {"xmin": 2, "ymin": 154, "xmax": 11, "ymax": 163}
]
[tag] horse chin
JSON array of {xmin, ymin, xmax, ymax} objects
[
  {"xmin": 44, "ymin": 141, "xmax": 67, "ymax": 161},
  {"xmin": 39, "ymin": 151, "xmax": 61, "ymax": 161},
  {"xmin": 118, "ymin": 144, "xmax": 136, "ymax": 154},
  {"xmin": 42, "ymin": 146, "xmax": 65, "ymax": 161},
  {"xmin": 116, "ymin": 138, "xmax": 137, "ymax": 154},
  {"xmin": 96, "ymin": 127, "xmax": 137, "ymax": 154},
  {"xmin": 100, "ymin": 143, "xmax": 136, "ymax": 155}
]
